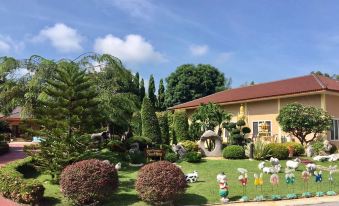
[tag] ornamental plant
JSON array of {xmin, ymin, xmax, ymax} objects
[
  {"xmin": 173, "ymin": 110, "xmax": 189, "ymax": 141},
  {"xmin": 223, "ymin": 145, "xmax": 245, "ymax": 159},
  {"xmin": 135, "ymin": 161, "xmax": 187, "ymax": 204},
  {"xmin": 60, "ymin": 159, "xmax": 118, "ymax": 205},
  {"xmin": 141, "ymin": 97, "xmax": 162, "ymax": 144}
]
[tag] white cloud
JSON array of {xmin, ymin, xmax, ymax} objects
[
  {"xmin": 94, "ymin": 34, "xmax": 165, "ymax": 64},
  {"xmin": 189, "ymin": 44, "xmax": 209, "ymax": 56},
  {"xmin": 0, "ymin": 35, "xmax": 25, "ymax": 54},
  {"xmin": 105, "ymin": 0, "xmax": 154, "ymax": 19},
  {"xmin": 216, "ymin": 52, "xmax": 234, "ymax": 63},
  {"xmin": 33, "ymin": 23, "xmax": 83, "ymax": 53}
]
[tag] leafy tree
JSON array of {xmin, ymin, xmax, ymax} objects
[
  {"xmin": 141, "ymin": 97, "xmax": 162, "ymax": 144},
  {"xmin": 165, "ymin": 64, "xmax": 231, "ymax": 107},
  {"xmin": 131, "ymin": 112, "xmax": 142, "ymax": 136},
  {"xmin": 173, "ymin": 110, "xmax": 189, "ymax": 141},
  {"xmin": 139, "ymin": 78, "xmax": 145, "ymax": 103},
  {"xmin": 157, "ymin": 79, "xmax": 166, "ymax": 111},
  {"xmin": 224, "ymin": 120, "xmax": 251, "ymax": 146},
  {"xmin": 134, "ymin": 72, "xmax": 140, "ymax": 96},
  {"xmin": 240, "ymin": 81, "xmax": 255, "ymax": 87},
  {"xmin": 156, "ymin": 112, "xmax": 170, "ymax": 145},
  {"xmin": 277, "ymin": 103, "xmax": 332, "ymax": 145},
  {"xmin": 148, "ymin": 75, "xmax": 156, "ymax": 108},
  {"xmin": 311, "ymin": 71, "xmax": 339, "ymax": 80}
]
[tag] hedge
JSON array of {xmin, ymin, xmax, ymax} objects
[
  {"xmin": 180, "ymin": 140, "xmax": 199, "ymax": 152},
  {"xmin": 173, "ymin": 110, "xmax": 189, "ymax": 141},
  {"xmin": 0, "ymin": 142, "xmax": 9, "ymax": 155},
  {"xmin": 156, "ymin": 112, "xmax": 170, "ymax": 145},
  {"xmin": 282, "ymin": 142, "xmax": 305, "ymax": 156},
  {"xmin": 141, "ymin": 97, "xmax": 162, "ymax": 144},
  {"xmin": 267, "ymin": 143, "xmax": 289, "ymax": 160},
  {"xmin": 0, "ymin": 157, "xmax": 45, "ymax": 204},
  {"xmin": 223, "ymin": 145, "xmax": 245, "ymax": 159}
]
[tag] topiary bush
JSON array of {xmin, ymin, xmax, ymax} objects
[
  {"xmin": 184, "ymin": 151, "xmax": 202, "ymax": 163},
  {"xmin": 135, "ymin": 161, "xmax": 187, "ymax": 204},
  {"xmin": 267, "ymin": 143, "xmax": 289, "ymax": 160},
  {"xmin": 173, "ymin": 110, "xmax": 189, "ymax": 141},
  {"xmin": 180, "ymin": 140, "xmax": 199, "ymax": 152},
  {"xmin": 141, "ymin": 97, "xmax": 162, "ymax": 144},
  {"xmin": 60, "ymin": 159, "xmax": 119, "ymax": 205},
  {"xmin": 283, "ymin": 142, "xmax": 305, "ymax": 156},
  {"xmin": 157, "ymin": 112, "xmax": 170, "ymax": 145},
  {"xmin": 165, "ymin": 152, "xmax": 178, "ymax": 163},
  {"xmin": 0, "ymin": 157, "xmax": 45, "ymax": 204},
  {"xmin": 223, "ymin": 145, "xmax": 245, "ymax": 159}
]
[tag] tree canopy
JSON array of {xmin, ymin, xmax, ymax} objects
[
  {"xmin": 277, "ymin": 103, "xmax": 332, "ymax": 145},
  {"xmin": 165, "ymin": 64, "xmax": 231, "ymax": 107}
]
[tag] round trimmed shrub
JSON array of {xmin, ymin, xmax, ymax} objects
[
  {"xmin": 165, "ymin": 152, "xmax": 178, "ymax": 163},
  {"xmin": 180, "ymin": 140, "xmax": 198, "ymax": 152},
  {"xmin": 283, "ymin": 142, "xmax": 305, "ymax": 156},
  {"xmin": 267, "ymin": 143, "xmax": 289, "ymax": 160},
  {"xmin": 60, "ymin": 159, "xmax": 118, "ymax": 205},
  {"xmin": 223, "ymin": 145, "xmax": 245, "ymax": 159},
  {"xmin": 135, "ymin": 161, "xmax": 187, "ymax": 204},
  {"xmin": 184, "ymin": 151, "xmax": 202, "ymax": 163}
]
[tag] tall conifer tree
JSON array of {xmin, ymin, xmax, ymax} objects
[{"xmin": 148, "ymin": 75, "xmax": 156, "ymax": 108}]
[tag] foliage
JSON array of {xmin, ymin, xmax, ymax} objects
[
  {"xmin": 165, "ymin": 153, "xmax": 178, "ymax": 163},
  {"xmin": 156, "ymin": 111, "xmax": 170, "ymax": 145},
  {"xmin": 23, "ymin": 143, "xmax": 40, "ymax": 156},
  {"xmin": 131, "ymin": 112, "xmax": 142, "ymax": 136},
  {"xmin": 167, "ymin": 112, "xmax": 177, "ymax": 144},
  {"xmin": 266, "ymin": 143, "xmax": 289, "ymax": 160},
  {"xmin": 311, "ymin": 71, "xmax": 339, "ymax": 80},
  {"xmin": 157, "ymin": 79, "xmax": 166, "ymax": 111},
  {"xmin": 141, "ymin": 97, "xmax": 162, "ymax": 144},
  {"xmin": 223, "ymin": 145, "xmax": 245, "ymax": 159},
  {"xmin": 128, "ymin": 150, "xmax": 146, "ymax": 164},
  {"xmin": 184, "ymin": 152, "xmax": 202, "ymax": 163},
  {"xmin": 135, "ymin": 161, "xmax": 187, "ymax": 203},
  {"xmin": 139, "ymin": 78, "xmax": 145, "ymax": 103},
  {"xmin": 189, "ymin": 121, "xmax": 204, "ymax": 141},
  {"xmin": 0, "ymin": 157, "xmax": 44, "ymax": 204},
  {"xmin": 148, "ymin": 74, "xmax": 156, "ymax": 108},
  {"xmin": 0, "ymin": 141, "xmax": 9, "ymax": 155},
  {"xmin": 173, "ymin": 110, "xmax": 189, "ymax": 141},
  {"xmin": 80, "ymin": 148, "xmax": 126, "ymax": 164},
  {"xmin": 224, "ymin": 120, "xmax": 251, "ymax": 146},
  {"xmin": 127, "ymin": 136, "xmax": 152, "ymax": 151},
  {"xmin": 106, "ymin": 140, "xmax": 126, "ymax": 153},
  {"xmin": 180, "ymin": 140, "xmax": 199, "ymax": 152},
  {"xmin": 191, "ymin": 103, "xmax": 232, "ymax": 135},
  {"xmin": 282, "ymin": 142, "xmax": 305, "ymax": 156},
  {"xmin": 60, "ymin": 159, "xmax": 118, "ymax": 205},
  {"xmin": 165, "ymin": 64, "xmax": 231, "ymax": 107},
  {"xmin": 311, "ymin": 140, "xmax": 324, "ymax": 155},
  {"xmin": 0, "ymin": 120, "xmax": 11, "ymax": 133},
  {"xmin": 245, "ymin": 141, "xmax": 271, "ymax": 160},
  {"xmin": 277, "ymin": 103, "xmax": 332, "ymax": 145}
]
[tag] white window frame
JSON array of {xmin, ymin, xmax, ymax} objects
[
  {"xmin": 252, "ymin": 120, "xmax": 272, "ymax": 136},
  {"xmin": 330, "ymin": 118, "xmax": 339, "ymax": 141}
]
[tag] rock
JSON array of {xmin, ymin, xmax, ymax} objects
[
  {"xmin": 306, "ymin": 145, "xmax": 314, "ymax": 157},
  {"xmin": 199, "ymin": 130, "xmax": 222, "ymax": 157}
]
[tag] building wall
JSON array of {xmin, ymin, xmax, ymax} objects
[
  {"xmin": 280, "ymin": 94, "xmax": 322, "ymax": 108},
  {"xmin": 325, "ymin": 94, "xmax": 339, "ymax": 147}
]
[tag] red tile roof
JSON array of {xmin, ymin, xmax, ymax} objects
[
  {"xmin": 0, "ymin": 107, "xmax": 21, "ymax": 120},
  {"xmin": 170, "ymin": 74, "xmax": 339, "ymax": 110}
]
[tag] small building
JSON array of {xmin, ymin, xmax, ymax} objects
[
  {"xmin": 170, "ymin": 74, "xmax": 339, "ymax": 147},
  {"xmin": 0, "ymin": 107, "xmax": 22, "ymax": 138}
]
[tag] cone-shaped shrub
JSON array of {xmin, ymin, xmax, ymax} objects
[
  {"xmin": 173, "ymin": 110, "xmax": 189, "ymax": 141},
  {"xmin": 141, "ymin": 97, "xmax": 162, "ymax": 144}
]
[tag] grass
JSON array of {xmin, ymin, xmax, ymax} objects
[{"xmin": 27, "ymin": 159, "xmax": 339, "ymax": 206}]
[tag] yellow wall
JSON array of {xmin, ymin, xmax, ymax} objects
[
  {"xmin": 326, "ymin": 94, "xmax": 339, "ymax": 117},
  {"xmin": 280, "ymin": 94, "xmax": 321, "ymax": 108}
]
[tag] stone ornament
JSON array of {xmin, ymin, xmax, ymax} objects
[{"xmin": 199, "ymin": 130, "xmax": 222, "ymax": 157}]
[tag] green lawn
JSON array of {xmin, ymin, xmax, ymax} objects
[{"xmin": 33, "ymin": 159, "xmax": 339, "ymax": 206}]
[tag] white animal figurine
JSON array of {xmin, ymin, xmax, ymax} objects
[
  {"xmin": 263, "ymin": 164, "xmax": 281, "ymax": 174},
  {"xmin": 306, "ymin": 163, "xmax": 317, "ymax": 174},
  {"xmin": 185, "ymin": 171, "xmax": 199, "ymax": 183},
  {"xmin": 270, "ymin": 157, "xmax": 280, "ymax": 166},
  {"xmin": 115, "ymin": 162, "xmax": 121, "ymax": 170},
  {"xmin": 286, "ymin": 158, "xmax": 301, "ymax": 170},
  {"xmin": 258, "ymin": 161, "xmax": 266, "ymax": 170}
]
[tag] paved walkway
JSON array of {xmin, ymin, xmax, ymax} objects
[{"xmin": 0, "ymin": 142, "xmax": 33, "ymax": 206}]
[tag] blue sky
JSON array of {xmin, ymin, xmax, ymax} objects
[{"xmin": 1, "ymin": 0, "xmax": 339, "ymax": 87}]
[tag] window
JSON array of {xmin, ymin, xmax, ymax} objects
[
  {"xmin": 253, "ymin": 121, "xmax": 272, "ymax": 136},
  {"xmin": 330, "ymin": 119, "xmax": 339, "ymax": 141}
]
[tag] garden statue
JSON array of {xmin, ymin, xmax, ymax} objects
[
  {"xmin": 121, "ymin": 127, "xmax": 132, "ymax": 142},
  {"xmin": 286, "ymin": 158, "xmax": 300, "ymax": 170},
  {"xmin": 306, "ymin": 163, "xmax": 317, "ymax": 175},
  {"xmin": 313, "ymin": 153, "xmax": 339, "ymax": 162},
  {"xmin": 285, "ymin": 168, "xmax": 297, "ymax": 199},
  {"xmin": 314, "ymin": 170, "xmax": 324, "ymax": 197},
  {"xmin": 199, "ymin": 130, "xmax": 222, "ymax": 157},
  {"xmin": 270, "ymin": 173, "xmax": 281, "ymax": 200},
  {"xmin": 270, "ymin": 157, "xmax": 280, "ymax": 166},
  {"xmin": 217, "ymin": 172, "xmax": 229, "ymax": 203},
  {"xmin": 91, "ymin": 130, "xmax": 110, "ymax": 147},
  {"xmin": 172, "ymin": 144, "xmax": 186, "ymax": 159},
  {"xmin": 301, "ymin": 170, "xmax": 312, "ymax": 197},
  {"xmin": 185, "ymin": 171, "xmax": 199, "ymax": 183},
  {"xmin": 327, "ymin": 165, "xmax": 337, "ymax": 196},
  {"xmin": 129, "ymin": 142, "xmax": 140, "ymax": 153},
  {"xmin": 237, "ymin": 168, "xmax": 248, "ymax": 202},
  {"xmin": 254, "ymin": 173, "xmax": 264, "ymax": 201},
  {"xmin": 323, "ymin": 140, "xmax": 333, "ymax": 154},
  {"xmin": 306, "ymin": 144, "xmax": 314, "ymax": 157}
]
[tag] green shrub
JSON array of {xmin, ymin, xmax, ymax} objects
[
  {"xmin": 0, "ymin": 142, "xmax": 9, "ymax": 155},
  {"xmin": 135, "ymin": 161, "xmax": 187, "ymax": 204},
  {"xmin": 184, "ymin": 152, "xmax": 202, "ymax": 163},
  {"xmin": 180, "ymin": 140, "xmax": 199, "ymax": 152},
  {"xmin": 165, "ymin": 153, "xmax": 178, "ymax": 163},
  {"xmin": 173, "ymin": 110, "xmax": 189, "ymax": 141},
  {"xmin": 60, "ymin": 159, "xmax": 118, "ymax": 205},
  {"xmin": 0, "ymin": 157, "xmax": 45, "ymax": 204},
  {"xmin": 311, "ymin": 140, "xmax": 324, "ymax": 155},
  {"xmin": 128, "ymin": 150, "xmax": 146, "ymax": 164},
  {"xmin": 222, "ymin": 145, "xmax": 245, "ymax": 159},
  {"xmin": 245, "ymin": 141, "xmax": 271, "ymax": 160},
  {"xmin": 189, "ymin": 122, "xmax": 203, "ymax": 141},
  {"xmin": 141, "ymin": 97, "xmax": 162, "ymax": 144},
  {"xmin": 107, "ymin": 140, "xmax": 126, "ymax": 152},
  {"xmin": 283, "ymin": 142, "xmax": 305, "ymax": 156},
  {"xmin": 156, "ymin": 112, "xmax": 170, "ymax": 145},
  {"xmin": 267, "ymin": 143, "xmax": 289, "ymax": 160}
]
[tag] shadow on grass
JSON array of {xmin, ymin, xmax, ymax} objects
[
  {"xmin": 176, "ymin": 193, "xmax": 208, "ymax": 205},
  {"xmin": 105, "ymin": 193, "xmax": 141, "ymax": 206},
  {"xmin": 39, "ymin": 196, "xmax": 62, "ymax": 206},
  {"xmin": 119, "ymin": 179, "xmax": 136, "ymax": 192}
]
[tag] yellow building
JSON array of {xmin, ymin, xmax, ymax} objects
[{"xmin": 170, "ymin": 74, "xmax": 339, "ymax": 147}]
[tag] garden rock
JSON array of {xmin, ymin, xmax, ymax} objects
[
  {"xmin": 323, "ymin": 140, "xmax": 333, "ymax": 154},
  {"xmin": 172, "ymin": 144, "xmax": 186, "ymax": 158},
  {"xmin": 313, "ymin": 153, "xmax": 339, "ymax": 162},
  {"xmin": 199, "ymin": 130, "xmax": 222, "ymax": 157},
  {"xmin": 306, "ymin": 144, "xmax": 314, "ymax": 157}
]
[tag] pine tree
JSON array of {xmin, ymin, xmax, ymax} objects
[
  {"xmin": 148, "ymin": 75, "xmax": 156, "ymax": 108},
  {"xmin": 141, "ymin": 97, "xmax": 162, "ymax": 144},
  {"xmin": 134, "ymin": 72, "xmax": 140, "ymax": 96},
  {"xmin": 157, "ymin": 79, "xmax": 166, "ymax": 111},
  {"xmin": 139, "ymin": 78, "xmax": 145, "ymax": 102}
]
